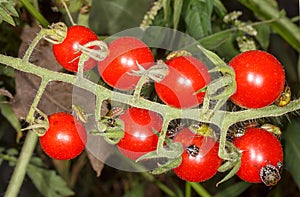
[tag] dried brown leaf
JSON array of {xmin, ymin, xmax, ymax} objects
[{"xmin": 12, "ymin": 26, "xmax": 72, "ymax": 119}]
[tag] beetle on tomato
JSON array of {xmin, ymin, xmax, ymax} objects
[
  {"xmin": 233, "ymin": 127, "xmax": 283, "ymax": 186},
  {"xmin": 173, "ymin": 127, "xmax": 222, "ymax": 182}
]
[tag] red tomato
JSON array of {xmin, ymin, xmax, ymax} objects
[
  {"xmin": 98, "ymin": 36, "xmax": 154, "ymax": 90},
  {"xmin": 229, "ymin": 50, "xmax": 285, "ymax": 108},
  {"xmin": 53, "ymin": 25, "xmax": 99, "ymax": 72},
  {"xmin": 39, "ymin": 112, "xmax": 87, "ymax": 160},
  {"xmin": 117, "ymin": 108, "xmax": 163, "ymax": 160},
  {"xmin": 233, "ymin": 127, "xmax": 283, "ymax": 185},
  {"xmin": 154, "ymin": 56, "xmax": 210, "ymax": 109},
  {"xmin": 173, "ymin": 128, "xmax": 222, "ymax": 182}
]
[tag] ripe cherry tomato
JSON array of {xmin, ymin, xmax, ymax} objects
[
  {"xmin": 233, "ymin": 127, "xmax": 283, "ymax": 185},
  {"xmin": 154, "ymin": 56, "xmax": 210, "ymax": 109},
  {"xmin": 39, "ymin": 112, "xmax": 87, "ymax": 160},
  {"xmin": 53, "ymin": 25, "xmax": 99, "ymax": 72},
  {"xmin": 116, "ymin": 107, "xmax": 163, "ymax": 160},
  {"xmin": 173, "ymin": 128, "xmax": 222, "ymax": 182},
  {"xmin": 229, "ymin": 50, "xmax": 285, "ymax": 108},
  {"xmin": 98, "ymin": 36, "xmax": 154, "ymax": 90}
]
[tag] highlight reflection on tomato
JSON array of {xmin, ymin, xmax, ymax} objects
[
  {"xmin": 116, "ymin": 108, "xmax": 163, "ymax": 160},
  {"xmin": 229, "ymin": 50, "xmax": 285, "ymax": 108},
  {"xmin": 233, "ymin": 127, "xmax": 283, "ymax": 184},
  {"xmin": 154, "ymin": 56, "xmax": 210, "ymax": 109},
  {"xmin": 98, "ymin": 36, "xmax": 154, "ymax": 90},
  {"xmin": 52, "ymin": 25, "xmax": 99, "ymax": 72},
  {"xmin": 39, "ymin": 112, "xmax": 87, "ymax": 160}
]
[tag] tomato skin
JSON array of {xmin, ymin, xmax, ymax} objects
[
  {"xmin": 229, "ymin": 50, "xmax": 285, "ymax": 108},
  {"xmin": 39, "ymin": 112, "xmax": 87, "ymax": 160},
  {"xmin": 154, "ymin": 56, "xmax": 210, "ymax": 109},
  {"xmin": 53, "ymin": 25, "xmax": 99, "ymax": 72},
  {"xmin": 173, "ymin": 128, "xmax": 222, "ymax": 182},
  {"xmin": 98, "ymin": 37, "xmax": 154, "ymax": 90},
  {"xmin": 233, "ymin": 127, "xmax": 283, "ymax": 183},
  {"xmin": 117, "ymin": 108, "xmax": 163, "ymax": 160}
]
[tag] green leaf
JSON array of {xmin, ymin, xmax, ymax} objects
[
  {"xmin": 215, "ymin": 182, "xmax": 251, "ymax": 197},
  {"xmin": 0, "ymin": 66, "xmax": 15, "ymax": 78},
  {"xmin": 0, "ymin": 7, "xmax": 15, "ymax": 26},
  {"xmin": 0, "ymin": 147, "xmax": 5, "ymax": 166},
  {"xmin": 89, "ymin": 0, "xmax": 150, "ymax": 35},
  {"xmin": 0, "ymin": 1, "xmax": 19, "ymax": 26},
  {"xmin": 183, "ymin": 0, "xmax": 214, "ymax": 39},
  {"xmin": 213, "ymin": 0, "xmax": 227, "ymax": 17},
  {"xmin": 216, "ymin": 159, "xmax": 241, "ymax": 187},
  {"xmin": 19, "ymin": 0, "xmax": 49, "ymax": 27},
  {"xmin": 255, "ymin": 24, "xmax": 271, "ymax": 49},
  {"xmin": 284, "ymin": 121, "xmax": 300, "ymax": 190},
  {"xmin": 173, "ymin": 0, "xmax": 183, "ymax": 29},
  {"xmin": 163, "ymin": 0, "xmax": 171, "ymax": 21},
  {"xmin": 238, "ymin": 0, "xmax": 300, "ymax": 53},
  {"xmin": 0, "ymin": 102, "xmax": 21, "ymax": 135},
  {"xmin": 123, "ymin": 183, "xmax": 145, "ymax": 197},
  {"xmin": 199, "ymin": 30, "xmax": 232, "ymax": 50},
  {"xmin": 27, "ymin": 164, "xmax": 74, "ymax": 197},
  {"xmin": 2, "ymin": 1, "xmax": 19, "ymax": 16},
  {"xmin": 6, "ymin": 148, "xmax": 19, "ymax": 156}
]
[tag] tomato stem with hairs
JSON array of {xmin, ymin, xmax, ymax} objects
[{"xmin": 1, "ymin": 25, "xmax": 300, "ymax": 194}]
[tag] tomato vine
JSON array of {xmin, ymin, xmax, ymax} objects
[{"xmin": 0, "ymin": 23, "xmax": 300, "ymax": 196}]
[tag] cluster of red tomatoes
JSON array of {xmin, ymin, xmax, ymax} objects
[{"xmin": 39, "ymin": 25, "xmax": 286, "ymax": 186}]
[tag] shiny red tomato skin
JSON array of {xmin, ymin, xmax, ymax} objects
[
  {"xmin": 229, "ymin": 50, "xmax": 285, "ymax": 108},
  {"xmin": 39, "ymin": 112, "xmax": 87, "ymax": 160},
  {"xmin": 53, "ymin": 25, "xmax": 99, "ymax": 72},
  {"xmin": 233, "ymin": 127, "xmax": 283, "ymax": 183},
  {"xmin": 173, "ymin": 128, "xmax": 222, "ymax": 182},
  {"xmin": 117, "ymin": 108, "xmax": 163, "ymax": 160},
  {"xmin": 154, "ymin": 56, "xmax": 210, "ymax": 109},
  {"xmin": 98, "ymin": 37, "xmax": 154, "ymax": 90}
]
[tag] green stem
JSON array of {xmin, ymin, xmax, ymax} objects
[
  {"xmin": 19, "ymin": 0, "xmax": 49, "ymax": 27},
  {"xmin": 153, "ymin": 178, "xmax": 177, "ymax": 197},
  {"xmin": 0, "ymin": 39, "xmax": 299, "ymax": 196},
  {"xmin": 188, "ymin": 182, "xmax": 212, "ymax": 197},
  {"xmin": 22, "ymin": 29, "xmax": 48, "ymax": 63},
  {"xmin": 125, "ymin": 153, "xmax": 177, "ymax": 197},
  {"xmin": 4, "ymin": 132, "xmax": 38, "ymax": 197},
  {"xmin": 185, "ymin": 182, "xmax": 192, "ymax": 197},
  {"xmin": 4, "ymin": 79, "xmax": 49, "ymax": 197},
  {"xmin": 1, "ymin": 54, "xmax": 300, "ymax": 128},
  {"xmin": 131, "ymin": 74, "xmax": 149, "ymax": 105}
]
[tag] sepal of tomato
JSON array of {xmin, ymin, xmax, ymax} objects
[
  {"xmin": 233, "ymin": 127, "xmax": 283, "ymax": 183},
  {"xmin": 154, "ymin": 56, "xmax": 211, "ymax": 109},
  {"xmin": 52, "ymin": 25, "xmax": 99, "ymax": 72},
  {"xmin": 173, "ymin": 128, "xmax": 222, "ymax": 182},
  {"xmin": 98, "ymin": 37, "xmax": 154, "ymax": 90},
  {"xmin": 116, "ymin": 108, "xmax": 163, "ymax": 160},
  {"xmin": 229, "ymin": 50, "xmax": 285, "ymax": 108},
  {"xmin": 39, "ymin": 112, "xmax": 87, "ymax": 160}
]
